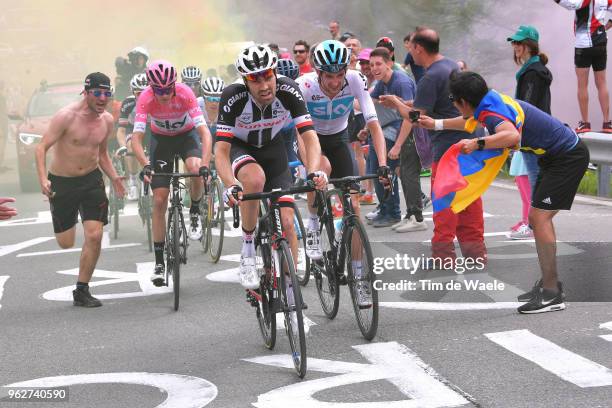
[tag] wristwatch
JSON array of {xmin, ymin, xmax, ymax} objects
[{"xmin": 477, "ymin": 137, "xmax": 486, "ymax": 151}]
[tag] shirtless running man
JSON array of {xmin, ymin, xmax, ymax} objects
[{"xmin": 35, "ymin": 72, "xmax": 126, "ymax": 308}]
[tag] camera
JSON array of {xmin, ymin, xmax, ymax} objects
[{"xmin": 409, "ymin": 110, "xmax": 420, "ymax": 123}]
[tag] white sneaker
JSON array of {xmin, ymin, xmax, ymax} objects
[
  {"xmin": 395, "ymin": 215, "xmax": 428, "ymax": 233},
  {"xmin": 391, "ymin": 217, "xmax": 409, "ymax": 230},
  {"xmin": 239, "ymin": 254, "xmax": 259, "ymax": 289},
  {"xmin": 188, "ymin": 213, "xmax": 203, "ymax": 241},
  {"xmin": 509, "ymin": 223, "xmax": 533, "ymax": 240},
  {"xmin": 355, "ymin": 281, "xmax": 372, "ymax": 308},
  {"xmin": 366, "ymin": 209, "xmax": 379, "ymax": 224},
  {"xmin": 305, "ymin": 226, "xmax": 323, "ymax": 260}
]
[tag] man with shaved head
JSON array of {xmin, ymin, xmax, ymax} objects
[{"xmin": 406, "ymin": 26, "xmax": 485, "ymax": 269}]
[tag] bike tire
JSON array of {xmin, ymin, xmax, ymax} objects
[
  {"xmin": 111, "ymin": 189, "xmax": 119, "ymax": 240},
  {"xmin": 255, "ymin": 233, "xmax": 276, "ymax": 349},
  {"xmin": 209, "ymin": 178, "xmax": 224, "ymax": 263},
  {"xmin": 200, "ymin": 193, "xmax": 210, "ymax": 253},
  {"xmin": 293, "ymin": 207, "xmax": 310, "ymax": 286},
  {"xmin": 278, "ymin": 240, "xmax": 307, "ymax": 378},
  {"xmin": 172, "ymin": 208, "xmax": 181, "ymax": 311},
  {"xmin": 313, "ymin": 212, "xmax": 340, "ymax": 319},
  {"xmin": 144, "ymin": 196, "xmax": 153, "ymax": 252},
  {"xmin": 345, "ymin": 217, "xmax": 378, "ymax": 340}
]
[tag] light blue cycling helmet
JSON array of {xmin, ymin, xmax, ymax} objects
[
  {"xmin": 276, "ymin": 58, "xmax": 300, "ymax": 80},
  {"xmin": 313, "ymin": 40, "xmax": 350, "ymax": 73}
]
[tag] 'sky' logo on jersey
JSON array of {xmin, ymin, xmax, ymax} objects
[{"xmin": 307, "ymin": 96, "xmax": 354, "ymax": 120}]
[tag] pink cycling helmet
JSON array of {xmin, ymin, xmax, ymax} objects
[{"xmin": 146, "ymin": 59, "xmax": 177, "ymax": 88}]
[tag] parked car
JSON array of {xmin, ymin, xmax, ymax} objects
[{"xmin": 15, "ymin": 81, "xmax": 82, "ymax": 192}]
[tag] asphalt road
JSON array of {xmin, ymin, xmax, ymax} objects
[{"xmin": 1, "ymin": 138, "xmax": 611, "ymax": 408}]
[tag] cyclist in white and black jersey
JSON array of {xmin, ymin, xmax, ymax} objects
[
  {"xmin": 198, "ymin": 76, "xmax": 225, "ymax": 139},
  {"xmin": 295, "ymin": 40, "xmax": 390, "ymax": 263},
  {"xmin": 215, "ymin": 44, "xmax": 327, "ymax": 289},
  {"xmin": 116, "ymin": 73, "xmax": 150, "ymax": 200}
]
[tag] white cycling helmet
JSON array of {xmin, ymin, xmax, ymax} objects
[
  {"xmin": 201, "ymin": 76, "xmax": 225, "ymax": 97},
  {"xmin": 181, "ymin": 65, "xmax": 202, "ymax": 83},
  {"xmin": 128, "ymin": 46, "xmax": 150, "ymax": 62},
  {"xmin": 235, "ymin": 44, "xmax": 278, "ymax": 76},
  {"xmin": 129, "ymin": 73, "xmax": 148, "ymax": 92}
]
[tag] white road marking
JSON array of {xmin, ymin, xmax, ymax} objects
[
  {"xmin": 42, "ymin": 262, "xmax": 171, "ymax": 301},
  {"xmin": 381, "ymin": 301, "xmax": 521, "ymax": 310},
  {"xmin": 245, "ymin": 341, "xmax": 472, "ymax": 407},
  {"xmin": 17, "ymin": 231, "xmax": 140, "ymax": 258},
  {"xmin": 0, "ymin": 276, "xmax": 9, "ymax": 311},
  {"xmin": 600, "ymin": 322, "xmax": 612, "ymax": 342},
  {"xmin": 0, "ymin": 237, "xmax": 55, "ymax": 257},
  {"xmin": 485, "ymin": 329, "xmax": 612, "ymax": 388},
  {"xmin": 1, "ymin": 372, "xmax": 217, "ymax": 407}
]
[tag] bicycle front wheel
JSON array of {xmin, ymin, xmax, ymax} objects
[
  {"xmin": 172, "ymin": 208, "xmax": 181, "ymax": 311},
  {"xmin": 313, "ymin": 214, "xmax": 339, "ymax": 319},
  {"xmin": 345, "ymin": 217, "xmax": 378, "ymax": 340},
  {"xmin": 277, "ymin": 240, "xmax": 307, "ymax": 378},
  {"xmin": 200, "ymin": 193, "xmax": 210, "ymax": 253},
  {"xmin": 293, "ymin": 207, "xmax": 310, "ymax": 286},
  {"xmin": 208, "ymin": 178, "xmax": 225, "ymax": 263},
  {"xmin": 255, "ymin": 236, "xmax": 276, "ymax": 349}
]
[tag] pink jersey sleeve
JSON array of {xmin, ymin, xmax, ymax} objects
[{"xmin": 181, "ymin": 85, "xmax": 206, "ymax": 128}]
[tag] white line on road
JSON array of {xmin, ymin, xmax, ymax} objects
[
  {"xmin": 485, "ymin": 329, "xmax": 612, "ymax": 388},
  {"xmin": 381, "ymin": 301, "xmax": 521, "ymax": 310},
  {"xmin": 17, "ymin": 231, "xmax": 140, "ymax": 258},
  {"xmin": 600, "ymin": 322, "xmax": 612, "ymax": 342},
  {"xmin": 0, "ymin": 276, "xmax": 9, "ymax": 311},
  {"xmin": 0, "ymin": 237, "xmax": 55, "ymax": 257}
]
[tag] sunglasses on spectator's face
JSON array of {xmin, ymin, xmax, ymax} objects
[
  {"xmin": 293, "ymin": 48, "xmax": 307, "ymax": 54},
  {"xmin": 88, "ymin": 90, "xmax": 112, "ymax": 98},
  {"xmin": 205, "ymin": 96, "xmax": 221, "ymax": 102},
  {"xmin": 244, "ymin": 69, "xmax": 275, "ymax": 82},
  {"xmin": 152, "ymin": 85, "xmax": 174, "ymax": 95}
]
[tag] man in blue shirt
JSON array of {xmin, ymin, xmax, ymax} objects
[{"xmin": 368, "ymin": 47, "xmax": 417, "ymax": 227}]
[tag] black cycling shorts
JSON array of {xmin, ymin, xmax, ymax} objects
[
  {"xmin": 532, "ymin": 139, "xmax": 590, "ymax": 211},
  {"xmin": 229, "ymin": 135, "xmax": 293, "ymax": 198},
  {"xmin": 319, "ymin": 129, "xmax": 358, "ymax": 179},
  {"xmin": 48, "ymin": 168, "xmax": 108, "ymax": 233},
  {"xmin": 149, "ymin": 128, "xmax": 202, "ymax": 190},
  {"xmin": 575, "ymin": 45, "xmax": 607, "ymax": 71}
]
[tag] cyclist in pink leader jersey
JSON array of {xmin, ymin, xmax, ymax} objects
[{"xmin": 131, "ymin": 59, "xmax": 213, "ymax": 287}]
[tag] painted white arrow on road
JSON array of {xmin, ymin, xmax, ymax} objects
[
  {"xmin": 599, "ymin": 322, "xmax": 612, "ymax": 342},
  {"xmin": 2, "ymin": 372, "xmax": 217, "ymax": 407},
  {"xmin": 486, "ymin": 329, "xmax": 612, "ymax": 388},
  {"xmin": 244, "ymin": 341, "xmax": 472, "ymax": 407},
  {"xmin": 0, "ymin": 237, "xmax": 55, "ymax": 257},
  {"xmin": 0, "ymin": 276, "xmax": 9, "ymax": 311},
  {"xmin": 17, "ymin": 231, "xmax": 140, "ymax": 258},
  {"xmin": 42, "ymin": 262, "xmax": 171, "ymax": 302}
]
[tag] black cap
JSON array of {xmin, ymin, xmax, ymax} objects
[
  {"xmin": 84, "ymin": 72, "xmax": 111, "ymax": 91},
  {"xmin": 376, "ymin": 36, "xmax": 394, "ymax": 51}
]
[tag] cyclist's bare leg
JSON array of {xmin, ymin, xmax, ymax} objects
[
  {"xmin": 78, "ymin": 220, "xmax": 104, "ymax": 283},
  {"xmin": 152, "ymin": 188, "xmax": 170, "ymax": 241},
  {"xmin": 185, "ymin": 157, "xmax": 204, "ymax": 202},
  {"xmin": 236, "ymin": 162, "xmax": 266, "ymax": 232},
  {"xmin": 280, "ymin": 206, "xmax": 298, "ymax": 267}
]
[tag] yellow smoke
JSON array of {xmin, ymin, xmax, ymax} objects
[{"xmin": 0, "ymin": 0, "xmax": 249, "ymax": 111}]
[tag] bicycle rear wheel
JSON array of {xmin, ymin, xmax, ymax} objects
[
  {"xmin": 313, "ymin": 214, "xmax": 339, "ymax": 319},
  {"xmin": 277, "ymin": 240, "xmax": 307, "ymax": 378},
  {"xmin": 255, "ymin": 234, "xmax": 276, "ymax": 349},
  {"xmin": 172, "ymin": 208, "xmax": 181, "ymax": 311},
  {"xmin": 345, "ymin": 218, "xmax": 378, "ymax": 340},
  {"xmin": 142, "ymin": 194, "xmax": 153, "ymax": 252},
  {"xmin": 293, "ymin": 207, "xmax": 310, "ymax": 286},
  {"xmin": 110, "ymin": 188, "xmax": 119, "ymax": 240},
  {"xmin": 208, "ymin": 178, "xmax": 225, "ymax": 263}
]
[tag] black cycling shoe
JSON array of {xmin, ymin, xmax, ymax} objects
[
  {"xmin": 151, "ymin": 264, "xmax": 165, "ymax": 287},
  {"xmin": 73, "ymin": 287, "xmax": 102, "ymax": 308}
]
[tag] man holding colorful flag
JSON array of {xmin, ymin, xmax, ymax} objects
[{"xmin": 418, "ymin": 71, "xmax": 590, "ymax": 314}]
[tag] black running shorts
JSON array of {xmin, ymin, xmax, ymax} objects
[
  {"xmin": 48, "ymin": 168, "xmax": 109, "ymax": 233},
  {"xmin": 531, "ymin": 139, "xmax": 590, "ymax": 211}
]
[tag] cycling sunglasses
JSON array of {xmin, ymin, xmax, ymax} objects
[
  {"xmin": 205, "ymin": 96, "xmax": 221, "ymax": 102},
  {"xmin": 244, "ymin": 68, "xmax": 275, "ymax": 82},
  {"xmin": 152, "ymin": 85, "xmax": 175, "ymax": 96},
  {"xmin": 88, "ymin": 90, "xmax": 113, "ymax": 98}
]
